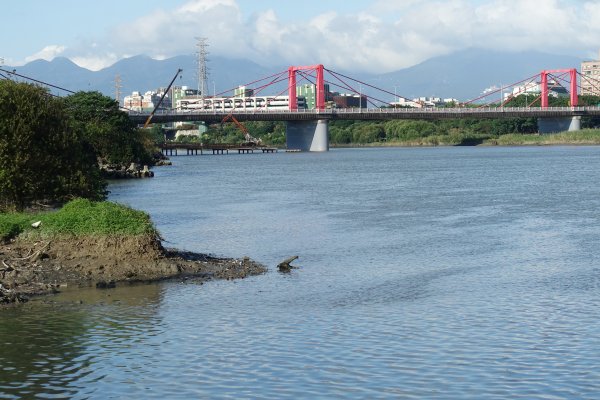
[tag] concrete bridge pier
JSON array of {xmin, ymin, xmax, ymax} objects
[
  {"xmin": 538, "ymin": 116, "xmax": 581, "ymax": 134},
  {"xmin": 286, "ymin": 120, "xmax": 329, "ymax": 152}
]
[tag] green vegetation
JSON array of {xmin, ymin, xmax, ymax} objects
[
  {"xmin": 488, "ymin": 129, "xmax": 600, "ymax": 146},
  {"xmin": 328, "ymin": 94, "xmax": 600, "ymax": 146},
  {"xmin": 173, "ymin": 121, "xmax": 286, "ymax": 145},
  {"xmin": 0, "ymin": 81, "xmax": 160, "ymax": 211},
  {"xmin": 0, "ymin": 80, "xmax": 105, "ymax": 211},
  {"xmin": 64, "ymin": 91, "xmax": 158, "ymax": 165},
  {"xmin": 0, "ymin": 198, "xmax": 156, "ymax": 241},
  {"xmin": 329, "ymin": 117, "xmax": 539, "ymax": 146}
]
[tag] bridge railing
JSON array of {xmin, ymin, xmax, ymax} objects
[{"xmin": 129, "ymin": 106, "xmax": 600, "ymax": 117}]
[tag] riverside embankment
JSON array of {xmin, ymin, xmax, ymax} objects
[{"xmin": 0, "ymin": 199, "xmax": 266, "ymax": 305}]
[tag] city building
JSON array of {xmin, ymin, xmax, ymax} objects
[
  {"xmin": 234, "ymin": 86, "xmax": 254, "ymax": 98},
  {"xmin": 389, "ymin": 98, "xmax": 424, "ymax": 108},
  {"xmin": 581, "ymin": 52, "xmax": 600, "ymax": 96},
  {"xmin": 297, "ymin": 83, "xmax": 332, "ymax": 109},
  {"xmin": 171, "ymin": 86, "xmax": 200, "ymax": 109},
  {"xmin": 388, "ymin": 97, "xmax": 459, "ymax": 108},
  {"xmin": 123, "ymin": 89, "xmax": 170, "ymax": 112},
  {"xmin": 333, "ymin": 94, "xmax": 368, "ymax": 108}
]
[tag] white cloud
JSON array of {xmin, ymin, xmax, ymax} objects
[
  {"xmin": 108, "ymin": 0, "xmax": 244, "ymax": 59},
  {"xmin": 25, "ymin": 0, "xmax": 600, "ymax": 73},
  {"xmin": 70, "ymin": 54, "xmax": 119, "ymax": 71},
  {"xmin": 24, "ymin": 45, "xmax": 67, "ymax": 63}
]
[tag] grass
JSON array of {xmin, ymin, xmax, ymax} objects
[
  {"xmin": 0, "ymin": 199, "xmax": 157, "ymax": 241},
  {"xmin": 485, "ymin": 129, "xmax": 600, "ymax": 146},
  {"xmin": 332, "ymin": 129, "xmax": 600, "ymax": 147}
]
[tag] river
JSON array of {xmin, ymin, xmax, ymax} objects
[{"xmin": 2, "ymin": 146, "xmax": 600, "ymax": 398}]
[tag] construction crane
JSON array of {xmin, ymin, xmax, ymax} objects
[
  {"xmin": 143, "ymin": 68, "xmax": 182, "ymax": 129},
  {"xmin": 221, "ymin": 114, "xmax": 262, "ymax": 146}
]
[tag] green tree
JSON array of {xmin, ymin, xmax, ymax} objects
[
  {"xmin": 0, "ymin": 80, "xmax": 105, "ymax": 210},
  {"xmin": 352, "ymin": 122, "xmax": 385, "ymax": 143},
  {"xmin": 64, "ymin": 91, "xmax": 156, "ymax": 165},
  {"xmin": 384, "ymin": 120, "xmax": 438, "ymax": 141}
]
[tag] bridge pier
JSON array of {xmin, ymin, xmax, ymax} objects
[
  {"xmin": 538, "ymin": 116, "xmax": 581, "ymax": 134},
  {"xmin": 286, "ymin": 120, "xmax": 329, "ymax": 152}
]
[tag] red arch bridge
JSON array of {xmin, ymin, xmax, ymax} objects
[{"xmin": 127, "ymin": 65, "xmax": 600, "ymax": 152}]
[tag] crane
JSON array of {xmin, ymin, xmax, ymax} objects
[
  {"xmin": 221, "ymin": 113, "xmax": 262, "ymax": 146},
  {"xmin": 143, "ymin": 68, "xmax": 182, "ymax": 129}
]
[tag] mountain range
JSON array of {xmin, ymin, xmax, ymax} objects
[{"xmin": 2, "ymin": 48, "xmax": 584, "ymax": 103}]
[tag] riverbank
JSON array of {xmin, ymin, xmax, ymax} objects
[
  {"xmin": 330, "ymin": 128, "xmax": 600, "ymax": 147},
  {"xmin": 0, "ymin": 200, "xmax": 266, "ymax": 306}
]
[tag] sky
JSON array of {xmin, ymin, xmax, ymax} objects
[{"xmin": 2, "ymin": 0, "xmax": 600, "ymax": 73}]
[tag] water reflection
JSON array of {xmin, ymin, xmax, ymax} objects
[{"xmin": 0, "ymin": 284, "xmax": 163, "ymax": 399}]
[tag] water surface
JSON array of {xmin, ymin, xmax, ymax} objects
[{"xmin": 2, "ymin": 147, "xmax": 600, "ymax": 398}]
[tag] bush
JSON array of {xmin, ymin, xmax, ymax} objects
[
  {"xmin": 0, "ymin": 81, "xmax": 106, "ymax": 211},
  {"xmin": 64, "ymin": 91, "xmax": 157, "ymax": 165},
  {"xmin": 41, "ymin": 199, "xmax": 156, "ymax": 236}
]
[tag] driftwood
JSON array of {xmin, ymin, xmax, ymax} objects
[{"xmin": 277, "ymin": 256, "xmax": 299, "ymax": 272}]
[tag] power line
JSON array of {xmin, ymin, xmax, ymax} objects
[{"xmin": 0, "ymin": 67, "xmax": 75, "ymax": 94}]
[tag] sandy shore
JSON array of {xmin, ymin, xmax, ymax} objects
[{"xmin": 0, "ymin": 235, "xmax": 266, "ymax": 306}]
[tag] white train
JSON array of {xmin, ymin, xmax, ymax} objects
[{"xmin": 176, "ymin": 96, "xmax": 306, "ymax": 111}]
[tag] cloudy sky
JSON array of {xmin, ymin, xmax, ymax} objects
[{"xmin": 2, "ymin": 0, "xmax": 600, "ymax": 73}]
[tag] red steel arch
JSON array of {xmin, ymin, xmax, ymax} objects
[
  {"xmin": 540, "ymin": 68, "xmax": 578, "ymax": 108},
  {"xmin": 288, "ymin": 64, "xmax": 325, "ymax": 111}
]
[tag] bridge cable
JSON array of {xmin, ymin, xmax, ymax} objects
[
  {"xmin": 461, "ymin": 73, "xmax": 540, "ymax": 107},
  {"xmin": 496, "ymin": 76, "xmax": 540, "ymax": 108},
  {"xmin": 326, "ymin": 68, "xmax": 412, "ymax": 104},
  {"xmin": 321, "ymin": 71, "xmax": 397, "ymax": 108},
  {"xmin": 214, "ymin": 69, "xmax": 289, "ymax": 99},
  {"xmin": 578, "ymin": 72, "xmax": 600, "ymax": 94}
]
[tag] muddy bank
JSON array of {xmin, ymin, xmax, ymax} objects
[{"xmin": 0, "ymin": 235, "xmax": 266, "ymax": 306}]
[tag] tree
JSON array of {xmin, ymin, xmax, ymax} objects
[
  {"xmin": 0, "ymin": 80, "xmax": 105, "ymax": 211},
  {"xmin": 63, "ymin": 91, "xmax": 156, "ymax": 165}
]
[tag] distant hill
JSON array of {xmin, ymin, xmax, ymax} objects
[
  {"xmin": 370, "ymin": 48, "xmax": 583, "ymax": 101},
  {"xmin": 3, "ymin": 48, "xmax": 584, "ymax": 103},
  {"xmin": 7, "ymin": 55, "xmax": 280, "ymax": 100}
]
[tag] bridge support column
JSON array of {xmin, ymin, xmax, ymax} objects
[
  {"xmin": 538, "ymin": 116, "xmax": 581, "ymax": 134},
  {"xmin": 286, "ymin": 120, "xmax": 329, "ymax": 152}
]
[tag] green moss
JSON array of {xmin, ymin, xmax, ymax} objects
[{"xmin": 0, "ymin": 199, "xmax": 156, "ymax": 241}]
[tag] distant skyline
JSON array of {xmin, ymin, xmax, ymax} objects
[{"xmin": 2, "ymin": 0, "xmax": 600, "ymax": 73}]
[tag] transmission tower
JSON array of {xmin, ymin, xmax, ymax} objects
[
  {"xmin": 195, "ymin": 37, "xmax": 209, "ymax": 100},
  {"xmin": 114, "ymin": 74, "xmax": 122, "ymax": 106}
]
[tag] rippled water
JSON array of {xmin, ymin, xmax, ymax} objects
[{"xmin": 2, "ymin": 146, "xmax": 600, "ymax": 398}]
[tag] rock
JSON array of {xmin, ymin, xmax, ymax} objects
[
  {"xmin": 277, "ymin": 256, "xmax": 299, "ymax": 272},
  {"xmin": 31, "ymin": 221, "xmax": 42, "ymax": 228},
  {"xmin": 96, "ymin": 280, "xmax": 116, "ymax": 289},
  {"xmin": 127, "ymin": 163, "xmax": 138, "ymax": 172}
]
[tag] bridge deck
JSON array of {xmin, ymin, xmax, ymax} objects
[{"xmin": 130, "ymin": 106, "xmax": 600, "ymax": 124}]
